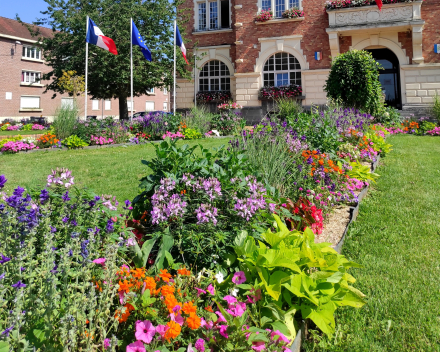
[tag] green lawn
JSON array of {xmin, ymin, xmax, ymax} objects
[
  {"xmin": 0, "ymin": 138, "xmax": 229, "ymax": 202},
  {"xmin": 304, "ymin": 135, "xmax": 440, "ymax": 352},
  {"xmin": 0, "ymin": 130, "xmax": 45, "ymax": 136}
]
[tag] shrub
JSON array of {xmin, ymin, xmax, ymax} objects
[
  {"xmin": 375, "ymin": 106, "xmax": 402, "ymax": 126},
  {"xmin": 211, "ymin": 112, "xmax": 245, "ymax": 136},
  {"xmin": 182, "ymin": 128, "xmax": 202, "ymax": 140},
  {"xmin": 275, "ymin": 97, "xmax": 303, "ymax": 120},
  {"xmin": 431, "ymin": 94, "xmax": 440, "ymax": 123},
  {"xmin": 52, "ymin": 104, "xmax": 79, "ymax": 140},
  {"xmin": 325, "ymin": 50, "xmax": 383, "ymax": 115},
  {"xmin": 62, "ymin": 135, "xmax": 89, "ymax": 149},
  {"xmin": 185, "ymin": 106, "xmax": 215, "ymax": 134}
]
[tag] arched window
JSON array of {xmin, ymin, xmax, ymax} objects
[
  {"xmin": 263, "ymin": 52, "xmax": 301, "ymax": 87},
  {"xmin": 199, "ymin": 60, "xmax": 230, "ymax": 91}
]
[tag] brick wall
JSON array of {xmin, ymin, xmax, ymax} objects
[
  {"xmin": 339, "ymin": 36, "xmax": 352, "ymax": 54},
  {"xmin": 421, "ymin": 0, "xmax": 440, "ymax": 64},
  {"xmin": 0, "ymin": 37, "xmax": 170, "ymax": 120},
  {"xmin": 398, "ymin": 31, "xmax": 412, "ymax": 65}
]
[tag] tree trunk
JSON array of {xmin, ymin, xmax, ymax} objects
[{"xmin": 118, "ymin": 94, "xmax": 129, "ymax": 120}]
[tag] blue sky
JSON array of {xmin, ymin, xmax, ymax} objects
[{"xmin": 1, "ymin": 0, "xmax": 49, "ymax": 25}]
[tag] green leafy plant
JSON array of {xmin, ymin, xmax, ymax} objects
[
  {"xmin": 185, "ymin": 106, "xmax": 215, "ymax": 134},
  {"xmin": 364, "ymin": 131, "xmax": 392, "ymax": 156},
  {"xmin": 52, "ymin": 104, "xmax": 79, "ymax": 140},
  {"xmin": 222, "ymin": 215, "xmax": 366, "ymax": 337},
  {"xmin": 325, "ymin": 50, "xmax": 383, "ymax": 116},
  {"xmin": 22, "ymin": 123, "xmax": 33, "ymax": 131},
  {"xmin": 346, "ymin": 161, "xmax": 379, "ymax": 183},
  {"xmin": 430, "ymin": 94, "xmax": 440, "ymax": 123},
  {"xmin": 62, "ymin": 135, "xmax": 89, "ymax": 149},
  {"xmin": 417, "ymin": 120, "xmax": 437, "ymax": 135},
  {"xmin": 183, "ymin": 127, "xmax": 203, "ymax": 140},
  {"xmin": 375, "ymin": 106, "xmax": 402, "ymax": 126},
  {"xmin": 275, "ymin": 97, "xmax": 303, "ymax": 120}
]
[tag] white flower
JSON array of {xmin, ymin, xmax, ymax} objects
[
  {"xmin": 215, "ymin": 272, "xmax": 224, "ymax": 284},
  {"xmin": 231, "ymin": 288, "xmax": 239, "ymax": 297}
]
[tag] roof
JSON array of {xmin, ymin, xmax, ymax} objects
[{"xmin": 0, "ymin": 16, "xmax": 53, "ymax": 42}]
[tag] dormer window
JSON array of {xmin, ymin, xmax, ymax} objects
[
  {"xmin": 259, "ymin": 0, "xmax": 302, "ymax": 18},
  {"xmin": 195, "ymin": 0, "xmax": 231, "ymax": 31}
]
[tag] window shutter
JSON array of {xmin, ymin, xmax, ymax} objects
[
  {"xmin": 20, "ymin": 96, "xmax": 40, "ymax": 109},
  {"xmin": 145, "ymin": 101, "xmax": 155, "ymax": 111}
]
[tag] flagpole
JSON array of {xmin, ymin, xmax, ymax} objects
[
  {"xmin": 84, "ymin": 16, "xmax": 89, "ymax": 120},
  {"xmin": 130, "ymin": 18, "xmax": 134, "ymax": 120},
  {"xmin": 194, "ymin": 47, "xmax": 197, "ymax": 108},
  {"xmin": 173, "ymin": 19, "xmax": 176, "ymax": 115}
]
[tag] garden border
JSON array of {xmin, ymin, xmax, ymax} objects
[
  {"xmin": 0, "ymin": 136, "xmax": 234, "ymax": 155},
  {"xmin": 333, "ymin": 155, "xmax": 381, "ymax": 254}
]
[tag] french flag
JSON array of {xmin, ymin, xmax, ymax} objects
[
  {"xmin": 86, "ymin": 18, "xmax": 118, "ymax": 55},
  {"xmin": 176, "ymin": 25, "xmax": 189, "ymax": 65}
]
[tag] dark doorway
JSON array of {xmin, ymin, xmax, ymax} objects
[{"xmin": 367, "ymin": 48, "xmax": 402, "ymax": 109}]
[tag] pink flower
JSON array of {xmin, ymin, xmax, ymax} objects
[
  {"xmin": 104, "ymin": 338, "xmax": 110, "ymax": 349},
  {"xmin": 219, "ymin": 325, "xmax": 229, "ymax": 339},
  {"xmin": 170, "ymin": 312, "xmax": 184, "ymax": 326},
  {"xmin": 215, "ymin": 311, "xmax": 227, "ymax": 323},
  {"xmin": 126, "ymin": 341, "xmax": 146, "ymax": 352},
  {"xmin": 251, "ymin": 341, "xmax": 266, "ymax": 351},
  {"xmin": 92, "ymin": 258, "xmax": 106, "ymax": 266},
  {"xmin": 232, "ymin": 271, "xmax": 246, "ymax": 285},
  {"xmin": 135, "ymin": 320, "xmax": 156, "ymax": 344},
  {"xmin": 271, "ymin": 330, "xmax": 290, "ymax": 344},
  {"xmin": 223, "ymin": 295, "xmax": 237, "ymax": 305},
  {"xmin": 200, "ymin": 318, "xmax": 214, "ymax": 330},
  {"xmin": 226, "ymin": 302, "xmax": 246, "ymax": 317},
  {"xmin": 156, "ymin": 324, "xmax": 168, "ymax": 338},
  {"xmin": 195, "ymin": 288, "xmax": 206, "ymax": 297},
  {"xmin": 195, "ymin": 338, "xmax": 205, "ymax": 352},
  {"xmin": 118, "ymin": 291, "xmax": 125, "ymax": 304},
  {"xmin": 207, "ymin": 284, "xmax": 215, "ymax": 295}
]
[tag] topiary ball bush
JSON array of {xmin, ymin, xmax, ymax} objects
[{"xmin": 325, "ymin": 49, "xmax": 383, "ymax": 116}]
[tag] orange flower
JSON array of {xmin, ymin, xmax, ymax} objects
[
  {"xmin": 164, "ymin": 320, "xmax": 181, "ymax": 341},
  {"xmin": 161, "ymin": 285, "xmax": 175, "ymax": 296},
  {"xmin": 182, "ymin": 301, "xmax": 197, "ymax": 315},
  {"xmin": 186, "ymin": 313, "xmax": 201, "ymax": 330},
  {"xmin": 318, "ymin": 160, "xmax": 324, "ymax": 166},
  {"xmin": 114, "ymin": 303, "xmax": 134, "ymax": 323},
  {"xmin": 131, "ymin": 268, "xmax": 145, "ymax": 279},
  {"xmin": 164, "ymin": 294, "xmax": 180, "ymax": 312},
  {"xmin": 118, "ymin": 280, "xmax": 132, "ymax": 293},
  {"xmin": 205, "ymin": 306, "xmax": 213, "ymax": 313},
  {"xmin": 159, "ymin": 269, "xmax": 172, "ymax": 282},
  {"xmin": 177, "ymin": 267, "xmax": 191, "ymax": 276},
  {"xmin": 144, "ymin": 277, "xmax": 157, "ymax": 292}
]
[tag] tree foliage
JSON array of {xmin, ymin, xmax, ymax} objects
[
  {"xmin": 20, "ymin": 0, "xmax": 190, "ymax": 119},
  {"xmin": 324, "ymin": 50, "xmax": 383, "ymax": 116}
]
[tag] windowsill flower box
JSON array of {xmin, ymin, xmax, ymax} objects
[
  {"xmin": 325, "ymin": 0, "xmax": 415, "ymax": 10},
  {"xmin": 282, "ymin": 8, "xmax": 305, "ymax": 18},
  {"xmin": 255, "ymin": 10, "xmax": 273, "ymax": 22},
  {"xmin": 196, "ymin": 91, "xmax": 232, "ymax": 104},
  {"xmin": 258, "ymin": 85, "xmax": 304, "ymax": 100}
]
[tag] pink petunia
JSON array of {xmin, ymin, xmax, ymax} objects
[
  {"xmin": 215, "ymin": 311, "xmax": 227, "ymax": 323},
  {"xmin": 170, "ymin": 312, "xmax": 184, "ymax": 326},
  {"xmin": 155, "ymin": 324, "xmax": 168, "ymax": 338},
  {"xmin": 118, "ymin": 291, "xmax": 125, "ymax": 304},
  {"xmin": 135, "ymin": 320, "xmax": 156, "ymax": 344},
  {"xmin": 223, "ymin": 295, "xmax": 237, "ymax": 305},
  {"xmin": 251, "ymin": 341, "xmax": 266, "ymax": 351},
  {"xmin": 232, "ymin": 271, "xmax": 246, "ymax": 285},
  {"xmin": 126, "ymin": 341, "xmax": 146, "ymax": 352},
  {"xmin": 103, "ymin": 338, "xmax": 110, "ymax": 349},
  {"xmin": 195, "ymin": 288, "xmax": 206, "ymax": 297},
  {"xmin": 271, "ymin": 330, "xmax": 290, "ymax": 345},
  {"xmin": 92, "ymin": 258, "xmax": 106, "ymax": 266},
  {"xmin": 207, "ymin": 284, "xmax": 215, "ymax": 295},
  {"xmin": 219, "ymin": 325, "xmax": 229, "ymax": 339}
]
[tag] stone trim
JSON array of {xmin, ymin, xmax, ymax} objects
[
  {"xmin": 255, "ymin": 17, "xmax": 305, "ymax": 25},
  {"xmin": 192, "ymin": 29, "xmax": 233, "ymax": 35}
]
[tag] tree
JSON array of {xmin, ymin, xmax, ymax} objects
[
  {"xmin": 20, "ymin": 0, "xmax": 190, "ymax": 119},
  {"xmin": 324, "ymin": 49, "xmax": 383, "ymax": 116},
  {"xmin": 57, "ymin": 70, "xmax": 85, "ymax": 101}
]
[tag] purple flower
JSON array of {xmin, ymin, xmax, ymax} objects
[
  {"xmin": 0, "ymin": 175, "xmax": 7, "ymax": 189},
  {"xmin": 62, "ymin": 191, "xmax": 71, "ymax": 202},
  {"xmin": 62, "ymin": 217, "xmax": 69, "ymax": 223},
  {"xmin": 104, "ymin": 338, "xmax": 110, "ymax": 349},
  {"xmin": 195, "ymin": 339, "xmax": 205, "ymax": 352},
  {"xmin": 195, "ymin": 204, "xmax": 218, "ymax": 225},
  {"xmin": 1, "ymin": 325, "xmax": 14, "ymax": 337},
  {"xmin": 232, "ymin": 271, "xmax": 246, "ymax": 285},
  {"xmin": 106, "ymin": 219, "xmax": 114, "ymax": 233},
  {"xmin": 39, "ymin": 189, "xmax": 49, "ymax": 204},
  {"xmin": 12, "ymin": 280, "xmax": 26, "ymax": 289},
  {"xmin": 0, "ymin": 254, "xmax": 11, "ymax": 265},
  {"xmin": 71, "ymin": 219, "xmax": 77, "ymax": 226},
  {"xmin": 50, "ymin": 226, "xmax": 57, "ymax": 233}
]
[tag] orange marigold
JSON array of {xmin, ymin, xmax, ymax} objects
[
  {"xmin": 159, "ymin": 269, "xmax": 172, "ymax": 282},
  {"xmin": 161, "ymin": 285, "xmax": 175, "ymax": 296},
  {"xmin": 186, "ymin": 313, "xmax": 201, "ymax": 330},
  {"xmin": 182, "ymin": 301, "xmax": 197, "ymax": 315},
  {"xmin": 177, "ymin": 267, "xmax": 191, "ymax": 276},
  {"xmin": 144, "ymin": 277, "xmax": 157, "ymax": 292},
  {"xmin": 164, "ymin": 320, "xmax": 181, "ymax": 341},
  {"xmin": 131, "ymin": 268, "xmax": 145, "ymax": 279},
  {"xmin": 118, "ymin": 280, "xmax": 132, "ymax": 293}
]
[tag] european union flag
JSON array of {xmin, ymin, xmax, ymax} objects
[{"xmin": 131, "ymin": 20, "xmax": 152, "ymax": 61}]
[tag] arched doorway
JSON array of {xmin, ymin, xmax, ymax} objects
[{"xmin": 367, "ymin": 48, "xmax": 402, "ymax": 109}]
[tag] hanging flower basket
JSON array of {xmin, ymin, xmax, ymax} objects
[
  {"xmin": 259, "ymin": 85, "xmax": 303, "ymax": 100},
  {"xmin": 196, "ymin": 91, "xmax": 232, "ymax": 104}
]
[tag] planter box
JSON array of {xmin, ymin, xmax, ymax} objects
[{"xmin": 327, "ymin": 1, "xmax": 422, "ymax": 28}]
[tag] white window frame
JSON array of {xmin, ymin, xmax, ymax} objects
[
  {"xmin": 21, "ymin": 70, "xmax": 41, "ymax": 84},
  {"xmin": 262, "ymin": 52, "xmax": 302, "ymax": 87},
  {"xmin": 163, "ymin": 87, "xmax": 168, "ymax": 94},
  {"xmin": 147, "ymin": 88, "xmax": 155, "ymax": 94},
  {"xmin": 198, "ymin": 60, "xmax": 231, "ymax": 92},
  {"xmin": 92, "ymin": 99, "xmax": 100, "ymax": 110},
  {"xmin": 146, "ymin": 101, "xmax": 155, "ymax": 111},
  {"xmin": 163, "ymin": 102, "xmax": 168, "ymax": 111},
  {"xmin": 127, "ymin": 100, "xmax": 134, "ymax": 111},
  {"xmin": 61, "ymin": 98, "xmax": 74, "ymax": 109},
  {"xmin": 194, "ymin": 0, "xmax": 231, "ymax": 32},
  {"xmin": 20, "ymin": 96, "xmax": 41, "ymax": 110},
  {"xmin": 258, "ymin": 0, "xmax": 302, "ymax": 18},
  {"xmin": 22, "ymin": 45, "xmax": 42, "ymax": 60},
  {"xmin": 105, "ymin": 100, "xmax": 111, "ymax": 110}
]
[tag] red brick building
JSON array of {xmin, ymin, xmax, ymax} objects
[
  {"xmin": 176, "ymin": 0, "xmax": 440, "ymax": 121},
  {"xmin": 0, "ymin": 17, "xmax": 170, "ymax": 122}
]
